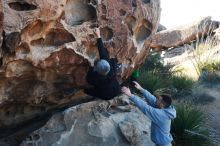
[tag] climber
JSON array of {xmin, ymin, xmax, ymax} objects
[
  {"xmin": 84, "ymin": 28, "xmax": 121, "ymax": 101},
  {"xmin": 121, "ymin": 81, "xmax": 176, "ymax": 146}
]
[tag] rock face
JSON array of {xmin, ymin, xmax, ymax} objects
[
  {"xmin": 0, "ymin": 0, "xmax": 161, "ymax": 140},
  {"xmin": 20, "ymin": 98, "xmax": 154, "ymax": 146},
  {"xmin": 150, "ymin": 17, "xmax": 219, "ymax": 49}
]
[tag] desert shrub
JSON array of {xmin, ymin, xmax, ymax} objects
[
  {"xmin": 170, "ymin": 75, "xmax": 195, "ymax": 91},
  {"xmin": 195, "ymin": 42, "xmax": 213, "ymax": 56},
  {"xmin": 139, "ymin": 52, "xmax": 195, "ymax": 95},
  {"xmin": 138, "ymin": 71, "xmax": 171, "ymax": 94},
  {"xmin": 200, "ymin": 61, "xmax": 220, "ymax": 72},
  {"xmin": 172, "ymin": 102, "xmax": 211, "ymax": 146},
  {"xmin": 137, "ymin": 52, "xmax": 172, "ymax": 94},
  {"xmin": 142, "ymin": 52, "xmax": 166, "ymax": 73}
]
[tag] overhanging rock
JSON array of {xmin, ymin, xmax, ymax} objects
[{"xmin": 0, "ymin": 0, "xmax": 161, "ymax": 138}]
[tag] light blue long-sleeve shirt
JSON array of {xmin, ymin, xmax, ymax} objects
[{"xmin": 130, "ymin": 89, "xmax": 176, "ymax": 145}]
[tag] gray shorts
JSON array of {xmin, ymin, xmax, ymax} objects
[{"xmin": 156, "ymin": 143, "xmax": 172, "ymax": 146}]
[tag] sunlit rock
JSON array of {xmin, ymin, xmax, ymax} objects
[
  {"xmin": 0, "ymin": 0, "xmax": 161, "ymax": 141},
  {"xmin": 150, "ymin": 17, "xmax": 219, "ymax": 49},
  {"xmin": 21, "ymin": 99, "xmax": 153, "ymax": 146}
]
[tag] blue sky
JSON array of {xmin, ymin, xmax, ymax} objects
[{"xmin": 160, "ymin": 0, "xmax": 220, "ymax": 29}]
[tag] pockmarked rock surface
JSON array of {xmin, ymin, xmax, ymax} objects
[
  {"xmin": 0, "ymin": 0, "xmax": 161, "ymax": 141},
  {"xmin": 150, "ymin": 17, "xmax": 219, "ymax": 49},
  {"xmin": 20, "ymin": 98, "xmax": 154, "ymax": 146}
]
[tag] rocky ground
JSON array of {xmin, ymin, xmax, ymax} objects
[
  {"xmin": 20, "ymin": 96, "xmax": 154, "ymax": 146},
  {"xmin": 197, "ymin": 84, "xmax": 220, "ymax": 146}
]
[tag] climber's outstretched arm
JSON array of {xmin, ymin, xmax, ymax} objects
[{"xmin": 95, "ymin": 28, "xmax": 110, "ymax": 61}]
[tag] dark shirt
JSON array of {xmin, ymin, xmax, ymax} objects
[{"xmin": 85, "ymin": 38, "xmax": 121, "ymax": 100}]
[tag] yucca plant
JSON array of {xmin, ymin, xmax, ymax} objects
[
  {"xmin": 171, "ymin": 75, "xmax": 195, "ymax": 91},
  {"xmin": 171, "ymin": 102, "xmax": 211, "ymax": 146},
  {"xmin": 138, "ymin": 52, "xmax": 173, "ymax": 94},
  {"xmin": 138, "ymin": 71, "xmax": 171, "ymax": 94}
]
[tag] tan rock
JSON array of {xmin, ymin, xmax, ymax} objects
[
  {"xmin": 0, "ymin": 0, "xmax": 161, "ymax": 138},
  {"xmin": 20, "ymin": 99, "xmax": 153, "ymax": 146},
  {"xmin": 150, "ymin": 17, "xmax": 219, "ymax": 49}
]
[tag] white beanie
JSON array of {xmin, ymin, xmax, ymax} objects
[{"xmin": 94, "ymin": 59, "xmax": 110, "ymax": 75}]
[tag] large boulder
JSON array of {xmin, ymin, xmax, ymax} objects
[
  {"xmin": 20, "ymin": 98, "xmax": 153, "ymax": 146},
  {"xmin": 150, "ymin": 17, "xmax": 219, "ymax": 49},
  {"xmin": 0, "ymin": 0, "xmax": 161, "ymax": 140}
]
